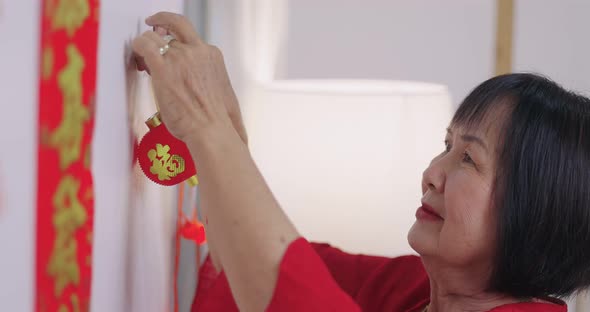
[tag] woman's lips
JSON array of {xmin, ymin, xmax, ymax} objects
[{"xmin": 416, "ymin": 204, "xmax": 444, "ymax": 221}]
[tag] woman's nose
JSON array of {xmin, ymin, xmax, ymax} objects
[{"xmin": 422, "ymin": 156, "xmax": 446, "ymax": 194}]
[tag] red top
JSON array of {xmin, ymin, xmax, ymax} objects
[{"xmin": 191, "ymin": 238, "xmax": 567, "ymax": 311}]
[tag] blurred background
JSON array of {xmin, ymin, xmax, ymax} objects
[
  {"xmin": 1, "ymin": 0, "xmax": 589, "ymax": 311},
  {"xmin": 199, "ymin": 0, "xmax": 590, "ymax": 104}
]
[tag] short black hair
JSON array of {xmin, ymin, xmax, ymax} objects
[{"xmin": 452, "ymin": 73, "xmax": 590, "ymax": 299}]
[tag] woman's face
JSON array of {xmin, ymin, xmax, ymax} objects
[{"xmin": 407, "ymin": 112, "xmax": 503, "ymax": 267}]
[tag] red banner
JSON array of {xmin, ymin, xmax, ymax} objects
[{"xmin": 36, "ymin": 0, "xmax": 99, "ymax": 311}]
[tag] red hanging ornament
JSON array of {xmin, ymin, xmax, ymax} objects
[{"xmin": 137, "ymin": 112, "xmax": 198, "ymax": 186}]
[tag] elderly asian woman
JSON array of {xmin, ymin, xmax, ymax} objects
[{"xmin": 132, "ymin": 12, "xmax": 590, "ymax": 312}]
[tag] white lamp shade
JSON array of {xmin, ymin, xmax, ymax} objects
[{"xmin": 243, "ymin": 80, "xmax": 453, "ymax": 257}]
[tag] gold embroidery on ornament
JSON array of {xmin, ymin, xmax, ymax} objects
[
  {"xmin": 52, "ymin": 0, "xmax": 89, "ymax": 36},
  {"xmin": 50, "ymin": 44, "xmax": 89, "ymax": 170},
  {"xmin": 48, "ymin": 175, "xmax": 87, "ymax": 297},
  {"xmin": 148, "ymin": 143, "xmax": 186, "ymax": 181}
]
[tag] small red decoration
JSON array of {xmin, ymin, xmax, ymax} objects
[{"xmin": 180, "ymin": 220, "xmax": 207, "ymax": 244}]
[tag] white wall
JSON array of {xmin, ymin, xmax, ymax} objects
[
  {"xmin": 0, "ymin": 1, "xmax": 39, "ymax": 310},
  {"xmin": 281, "ymin": 0, "xmax": 590, "ymax": 103},
  {"xmin": 513, "ymin": 0, "xmax": 590, "ymax": 96},
  {"xmin": 93, "ymin": 2, "xmax": 182, "ymax": 312},
  {"xmin": 280, "ymin": 0, "xmax": 495, "ymax": 104}
]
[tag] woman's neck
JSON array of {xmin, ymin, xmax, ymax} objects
[
  {"xmin": 428, "ymin": 286, "xmax": 520, "ymax": 312},
  {"xmin": 423, "ymin": 257, "xmax": 522, "ymax": 312}
]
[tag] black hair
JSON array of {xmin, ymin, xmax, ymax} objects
[{"xmin": 452, "ymin": 73, "xmax": 590, "ymax": 299}]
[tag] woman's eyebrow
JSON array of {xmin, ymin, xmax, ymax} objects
[
  {"xmin": 461, "ymin": 135, "xmax": 488, "ymax": 152},
  {"xmin": 447, "ymin": 128, "xmax": 489, "ymax": 151}
]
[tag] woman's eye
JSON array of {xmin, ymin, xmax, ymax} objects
[
  {"xmin": 444, "ymin": 140, "xmax": 451, "ymax": 153},
  {"xmin": 462, "ymin": 151, "xmax": 475, "ymax": 165}
]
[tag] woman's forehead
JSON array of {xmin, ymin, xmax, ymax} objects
[
  {"xmin": 448, "ymin": 113, "xmax": 510, "ymax": 155},
  {"xmin": 451, "ymin": 101, "xmax": 512, "ymax": 138}
]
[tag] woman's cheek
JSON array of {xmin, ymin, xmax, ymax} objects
[{"xmin": 450, "ymin": 174, "xmax": 495, "ymax": 245}]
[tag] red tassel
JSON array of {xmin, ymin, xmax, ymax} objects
[{"xmin": 180, "ymin": 220, "xmax": 207, "ymax": 245}]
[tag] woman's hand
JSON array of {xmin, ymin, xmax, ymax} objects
[{"xmin": 132, "ymin": 12, "xmax": 248, "ymax": 145}]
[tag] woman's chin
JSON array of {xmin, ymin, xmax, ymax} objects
[{"xmin": 407, "ymin": 221, "xmax": 438, "ymax": 256}]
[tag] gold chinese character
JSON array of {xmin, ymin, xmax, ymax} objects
[
  {"xmin": 52, "ymin": 0, "xmax": 89, "ymax": 37},
  {"xmin": 50, "ymin": 44, "xmax": 89, "ymax": 170},
  {"xmin": 57, "ymin": 294, "xmax": 80, "ymax": 312},
  {"xmin": 45, "ymin": 0, "xmax": 56, "ymax": 17},
  {"xmin": 148, "ymin": 144, "xmax": 186, "ymax": 181},
  {"xmin": 42, "ymin": 47, "xmax": 54, "ymax": 80},
  {"xmin": 48, "ymin": 175, "xmax": 87, "ymax": 296}
]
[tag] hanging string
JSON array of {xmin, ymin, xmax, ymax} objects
[
  {"xmin": 192, "ymin": 185, "xmax": 202, "ymax": 283},
  {"xmin": 173, "ymin": 180, "xmax": 206, "ymax": 312},
  {"xmin": 173, "ymin": 181, "xmax": 185, "ymax": 312}
]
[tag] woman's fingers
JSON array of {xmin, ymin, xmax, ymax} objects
[
  {"xmin": 153, "ymin": 25, "xmax": 167, "ymax": 36},
  {"xmin": 146, "ymin": 12, "xmax": 201, "ymax": 45},
  {"xmin": 135, "ymin": 55, "xmax": 149, "ymax": 74},
  {"xmin": 133, "ymin": 12, "xmax": 247, "ymax": 143},
  {"xmin": 132, "ymin": 31, "xmax": 166, "ymax": 75},
  {"xmin": 143, "ymin": 30, "xmax": 168, "ymax": 47}
]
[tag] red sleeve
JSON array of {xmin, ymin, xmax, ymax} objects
[
  {"xmin": 310, "ymin": 242, "xmax": 390, "ymax": 298},
  {"xmin": 192, "ymin": 238, "xmax": 360, "ymax": 312},
  {"xmin": 192, "ymin": 238, "xmax": 430, "ymax": 312},
  {"xmin": 266, "ymin": 238, "xmax": 361, "ymax": 311},
  {"xmin": 309, "ymin": 243, "xmax": 430, "ymax": 311}
]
